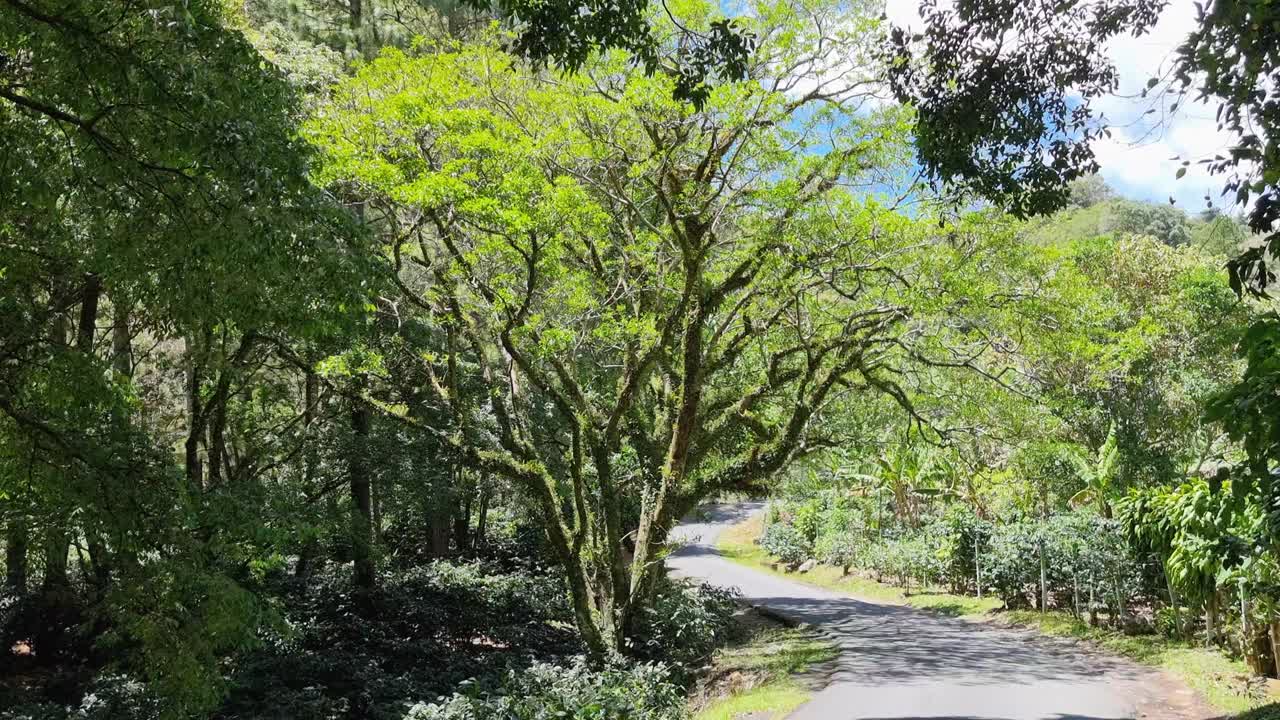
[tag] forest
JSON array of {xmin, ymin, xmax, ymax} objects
[{"xmin": 3, "ymin": 0, "xmax": 1280, "ymax": 718}]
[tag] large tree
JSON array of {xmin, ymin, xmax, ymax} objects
[
  {"xmin": 307, "ymin": 0, "xmax": 1058, "ymax": 657},
  {"xmin": 0, "ymin": 0, "xmax": 372, "ymax": 710},
  {"xmin": 886, "ymin": 0, "xmax": 1279, "ymax": 293}
]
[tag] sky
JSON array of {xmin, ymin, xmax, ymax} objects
[{"xmin": 884, "ymin": 0, "xmax": 1233, "ymax": 212}]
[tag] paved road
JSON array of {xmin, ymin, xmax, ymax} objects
[{"xmin": 668, "ymin": 503, "xmax": 1184, "ymax": 720}]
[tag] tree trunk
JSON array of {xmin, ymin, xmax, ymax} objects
[
  {"xmin": 1239, "ymin": 584, "xmax": 1269, "ymax": 671},
  {"xmin": 453, "ymin": 491, "xmax": 472, "ymax": 552},
  {"xmin": 84, "ymin": 535, "xmax": 110, "ymax": 593},
  {"xmin": 349, "ymin": 396, "xmax": 375, "ymax": 591},
  {"xmin": 42, "ymin": 310, "xmax": 71, "ymax": 593},
  {"xmin": 74, "ymin": 276, "xmax": 112, "ymax": 592},
  {"xmin": 428, "ymin": 508, "xmax": 452, "ymax": 557},
  {"xmin": 1113, "ymin": 578, "xmax": 1126, "ymax": 628},
  {"xmin": 41, "ymin": 524, "xmax": 70, "ymax": 591},
  {"xmin": 296, "ymin": 372, "xmax": 320, "ymax": 580},
  {"xmin": 1269, "ymin": 620, "xmax": 1280, "ymax": 680},
  {"xmin": 75, "ymin": 274, "xmax": 100, "ymax": 354},
  {"xmin": 974, "ymin": 533, "xmax": 982, "ymax": 599},
  {"xmin": 1089, "ymin": 578, "xmax": 1097, "ymax": 627},
  {"xmin": 184, "ymin": 337, "xmax": 204, "ymax": 491},
  {"xmin": 207, "ymin": 395, "xmax": 227, "ymax": 487},
  {"xmin": 5, "ymin": 515, "xmax": 28, "ymax": 593},
  {"xmin": 564, "ymin": 552, "xmax": 611, "ymax": 661},
  {"xmin": 1073, "ymin": 573, "xmax": 1080, "ymax": 619},
  {"xmin": 474, "ymin": 486, "xmax": 491, "ymax": 549},
  {"xmin": 111, "ymin": 295, "xmax": 131, "ymax": 377},
  {"xmin": 1206, "ymin": 592, "xmax": 1219, "ymax": 646},
  {"xmin": 371, "ymin": 467, "xmax": 383, "ymax": 543},
  {"xmin": 1165, "ymin": 566, "xmax": 1184, "ymax": 639},
  {"xmin": 1241, "ymin": 587, "xmax": 1267, "ymax": 676}
]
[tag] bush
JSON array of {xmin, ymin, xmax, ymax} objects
[
  {"xmin": 983, "ymin": 514, "xmax": 1140, "ymax": 614},
  {"xmin": 626, "ymin": 578, "xmax": 739, "ymax": 679},
  {"xmin": 792, "ymin": 498, "xmax": 823, "ymax": 544},
  {"xmin": 759, "ymin": 523, "xmax": 811, "ymax": 566},
  {"xmin": 0, "ymin": 674, "xmax": 160, "ymax": 720},
  {"xmin": 405, "ymin": 658, "xmax": 685, "ymax": 720},
  {"xmin": 936, "ymin": 507, "xmax": 991, "ymax": 593},
  {"xmin": 220, "ymin": 561, "xmax": 578, "ymax": 719},
  {"xmin": 815, "ymin": 532, "xmax": 860, "ymax": 573}
]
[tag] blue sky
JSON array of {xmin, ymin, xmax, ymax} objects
[{"xmin": 885, "ymin": 0, "xmax": 1234, "ymax": 212}]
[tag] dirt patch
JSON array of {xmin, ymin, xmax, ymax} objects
[
  {"xmin": 688, "ymin": 606, "xmax": 790, "ymax": 717},
  {"xmin": 985, "ymin": 614, "xmax": 1218, "ymax": 720},
  {"xmin": 1133, "ymin": 669, "xmax": 1219, "ymax": 720}
]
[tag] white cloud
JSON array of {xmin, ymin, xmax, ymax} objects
[
  {"xmin": 882, "ymin": 0, "xmax": 935, "ymax": 30},
  {"xmin": 882, "ymin": 0, "xmax": 1239, "ymax": 211},
  {"xmin": 1089, "ymin": 0, "xmax": 1236, "ymax": 211}
]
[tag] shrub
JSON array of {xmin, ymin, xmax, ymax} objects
[
  {"xmin": 220, "ymin": 561, "xmax": 578, "ymax": 719},
  {"xmin": 815, "ymin": 532, "xmax": 860, "ymax": 574},
  {"xmin": 626, "ymin": 578, "xmax": 739, "ymax": 679},
  {"xmin": 405, "ymin": 658, "xmax": 685, "ymax": 720},
  {"xmin": 0, "ymin": 674, "xmax": 160, "ymax": 720},
  {"xmin": 817, "ymin": 495, "xmax": 863, "ymax": 541},
  {"xmin": 936, "ymin": 507, "xmax": 991, "ymax": 593},
  {"xmin": 759, "ymin": 523, "xmax": 811, "ymax": 566},
  {"xmin": 792, "ymin": 498, "xmax": 823, "ymax": 544},
  {"xmin": 983, "ymin": 514, "xmax": 1140, "ymax": 614}
]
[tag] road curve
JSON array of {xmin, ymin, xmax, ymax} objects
[{"xmin": 668, "ymin": 503, "xmax": 1185, "ymax": 720}]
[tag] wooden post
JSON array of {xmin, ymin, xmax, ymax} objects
[
  {"xmin": 1039, "ymin": 539, "xmax": 1048, "ymax": 613},
  {"xmin": 1073, "ymin": 573, "xmax": 1080, "ymax": 619},
  {"xmin": 974, "ymin": 532, "xmax": 982, "ymax": 599}
]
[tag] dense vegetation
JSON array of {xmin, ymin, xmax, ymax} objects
[
  {"xmin": 755, "ymin": 192, "xmax": 1280, "ymax": 677},
  {"xmin": 3, "ymin": 0, "xmax": 1280, "ymax": 718}
]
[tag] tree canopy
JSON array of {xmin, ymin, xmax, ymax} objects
[{"xmin": 4, "ymin": 0, "xmax": 1280, "ymax": 717}]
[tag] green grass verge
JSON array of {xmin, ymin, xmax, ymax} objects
[
  {"xmin": 715, "ymin": 515, "xmax": 1002, "ymax": 618},
  {"xmin": 1004, "ymin": 609, "xmax": 1277, "ymax": 715},
  {"xmin": 692, "ymin": 623, "xmax": 838, "ymax": 720},
  {"xmin": 1229, "ymin": 704, "xmax": 1280, "ymax": 720}
]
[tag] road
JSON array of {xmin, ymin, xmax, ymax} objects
[{"xmin": 668, "ymin": 503, "xmax": 1202, "ymax": 720}]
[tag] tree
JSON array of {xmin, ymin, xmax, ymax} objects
[
  {"xmin": 306, "ymin": 0, "xmax": 1052, "ymax": 659},
  {"xmin": 460, "ymin": 0, "xmax": 753, "ymax": 107},
  {"xmin": 1067, "ymin": 175, "xmax": 1115, "ymax": 209},
  {"xmin": 885, "ymin": 0, "xmax": 1164, "ymax": 218},
  {"xmin": 886, "ymin": 0, "xmax": 1280, "ymax": 295},
  {"xmin": 1209, "ymin": 316, "xmax": 1280, "ymax": 542},
  {"xmin": 1104, "ymin": 201, "xmax": 1192, "ymax": 247},
  {"xmin": 1016, "ymin": 234, "xmax": 1248, "ymax": 488},
  {"xmin": 1119, "ymin": 479, "xmax": 1243, "ymax": 645},
  {"xmin": 244, "ymin": 0, "xmax": 469, "ymax": 59},
  {"xmin": 1, "ymin": 0, "xmax": 373, "ymax": 710}
]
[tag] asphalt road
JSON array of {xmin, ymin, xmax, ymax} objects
[{"xmin": 668, "ymin": 503, "xmax": 1183, "ymax": 720}]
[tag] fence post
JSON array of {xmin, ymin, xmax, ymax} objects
[
  {"xmin": 974, "ymin": 531, "xmax": 982, "ymax": 599},
  {"xmin": 1039, "ymin": 538, "xmax": 1048, "ymax": 613}
]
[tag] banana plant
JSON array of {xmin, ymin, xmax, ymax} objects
[
  {"xmin": 1069, "ymin": 423, "xmax": 1121, "ymax": 517},
  {"xmin": 875, "ymin": 443, "xmax": 959, "ymax": 529}
]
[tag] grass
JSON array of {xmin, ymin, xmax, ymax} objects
[
  {"xmin": 715, "ymin": 515, "xmax": 1002, "ymax": 618},
  {"xmin": 1003, "ymin": 609, "xmax": 1278, "ymax": 715},
  {"xmin": 715, "ymin": 513, "xmax": 1280, "ymax": 716},
  {"xmin": 692, "ymin": 617, "xmax": 838, "ymax": 720},
  {"xmin": 1230, "ymin": 704, "xmax": 1280, "ymax": 720}
]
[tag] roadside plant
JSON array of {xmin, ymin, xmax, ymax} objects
[
  {"xmin": 816, "ymin": 532, "xmax": 861, "ymax": 575},
  {"xmin": 405, "ymin": 658, "xmax": 685, "ymax": 720},
  {"xmin": 760, "ymin": 523, "xmax": 812, "ymax": 567}
]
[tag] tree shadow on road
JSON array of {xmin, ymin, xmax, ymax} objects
[{"xmin": 752, "ymin": 594, "xmax": 1147, "ymax": 688}]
